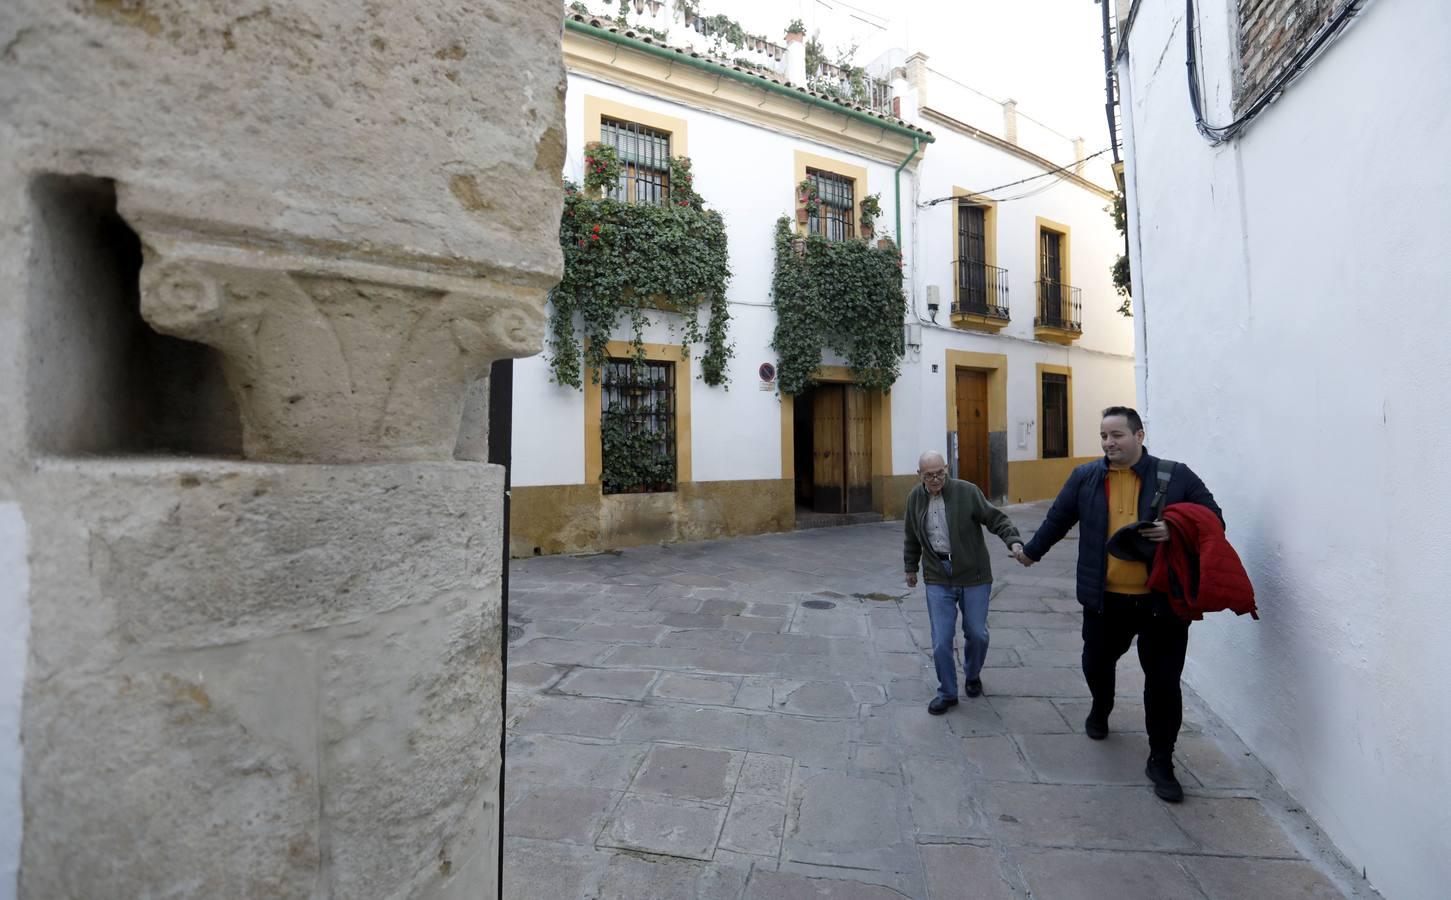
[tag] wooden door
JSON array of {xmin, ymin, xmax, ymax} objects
[
  {"xmin": 844, "ymin": 387, "xmax": 874, "ymax": 513},
  {"xmin": 812, "ymin": 384, "xmax": 845, "ymax": 513},
  {"xmin": 956, "ymin": 369, "xmax": 990, "ymax": 494}
]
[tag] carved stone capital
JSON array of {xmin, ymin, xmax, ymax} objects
[{"xmin": 135, "ymin": 231, "xmax": 545, "ymax": 462}]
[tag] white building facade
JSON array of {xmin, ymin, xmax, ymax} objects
[
  {"xmin": 1116, "ymin": 1, "xmax": 1451, "ymax": 897},
  {"xmin": 511, "ymin": 6, "xmax": 1132, "ymax": 555}
]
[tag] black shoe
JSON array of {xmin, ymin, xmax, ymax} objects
[
  {"xmin": 965, "ymin": 679, "xmax": 983, "ymax": 698},
  {"xmin": 1146, "ymin": 753, "xmax": 1184, "ymax": 803},
  {"xmin": 1085, "ymin": 709, "xmax": 1109, "ymax": 741},
  {"xmin": 927, "ymin": 696, "xmax": 959, "ymax": 715}
]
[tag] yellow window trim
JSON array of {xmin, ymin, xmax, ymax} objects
[
  {"xmin": 584, "ymin": 341, "xmax": 692, "ymax": 486},
  {"xmin": 583, "ymin": 95, "xmax": 689, "ymax": 156},
  {"xmin": 777, "ymin": 365, "xmax": 891, "ymax": 483},
  {"xmin": 949, "ymin": 189, "xmax": 1000, "ymax": 327},
  {"xmin": 1036, "ymin": 362, "xmax": 1074, "ymax": 460},
  {"xmin": 1034, "ymin": 216, "xmax": 1079, "ymax": 343},
  {"xmin": 793, "ymin": 150, "xmax": 868, "ymax": 238},
  {"xmin": 1034, "ymin": 215, "xmax": 1072, "ymax": 287}
]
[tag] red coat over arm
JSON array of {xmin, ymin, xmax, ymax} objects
[{"xmin": 1147, "ymin": 503, "xmax": 1259, "ymax": 623}]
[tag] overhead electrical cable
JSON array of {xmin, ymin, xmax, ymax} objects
[{"xmin": 1185, "ymin": 0, "xmax": 1370, "ymax": 144}]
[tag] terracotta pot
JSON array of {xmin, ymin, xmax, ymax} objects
[{"xmin": 796, "ymin": 207, "xmax": 810, "ymax": 224}]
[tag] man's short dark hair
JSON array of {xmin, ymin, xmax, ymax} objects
[{"xmin": 1101, "ymin": 406, "xmax": 1144, "ymax": 433}]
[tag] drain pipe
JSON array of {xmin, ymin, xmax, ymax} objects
[{"xmin": 893, "ymin": 136, "xmax": 921, "ymax": 247}]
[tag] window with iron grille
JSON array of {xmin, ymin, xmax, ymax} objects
[
  {"xmin": 956, "ymin": 203, "xmax": 1004, "ymax": 318},
  {"xmin": 600, "ymin": 117, "xmax": 672, "ymax": 205},
  {"xmin": 1040, "ymin": 228, "xmax": 1064, "ymax": 285},
  {"xmin": 1041, "ymin": 372, "xmax": 1070, "ymax": 459},
  {"xmin": 807, "ymin": 168, "xmax": 855, "ymax": 241},
  {"xmin": 601, "ymin": 358, "xmax": 677, "ymax": 494}
]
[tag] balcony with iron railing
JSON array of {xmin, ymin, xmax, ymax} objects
[
  {"xmin": 1034, "ymin": 281, "xmax": 1083, "ymax": 344},
  {"xmin": 951, "ymin": 260, "xmax": 1010, "ymax": 332}
]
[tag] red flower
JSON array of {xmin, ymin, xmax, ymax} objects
[
  {"xmin": 592, "ymin": 224, "xmax": 601, "ymax": 233},
  {"xmin": 590, "ymin": 234, "xmax": 600, "ymax": 241},
  {"xmin": 577, "ymin": 239, "xmax": 586, "ymax": 247}
]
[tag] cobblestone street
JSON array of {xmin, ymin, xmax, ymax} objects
[{"xmin": 503, "ymin": 504, "xmax": 1370, "ymax": 899}]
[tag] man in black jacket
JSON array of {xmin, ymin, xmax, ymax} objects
[{"xmin": 1014, "ymin": 407, "xmax": 1221, "ymax": 803}]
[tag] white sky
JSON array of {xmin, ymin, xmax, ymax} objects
[{"xmin": 713, "ymin": 0, "xmax": 1112, "ymax": 150}]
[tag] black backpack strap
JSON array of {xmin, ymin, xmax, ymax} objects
[{"xmin": 1149, "ymin": 458, "xmax": 1176, "ymax": 521}]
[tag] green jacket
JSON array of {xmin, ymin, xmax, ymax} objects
[{"xmin": 904, "ymin": 478, "xmax": 1023, "ymax": 587}]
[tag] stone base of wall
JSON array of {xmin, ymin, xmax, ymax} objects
[
  {"xmin": 1007, "ymin": 456, "xmax": 1098, "ymax": 504},
  {"xmin": 511, "ymin": 478, "xmax": 795, "ymax": 557},
  {"xmin": 877, "ymin": 474, "xmax": 922, "ymax": 519},
  {"xmin": 20, "ymin": 459, "xmax": 501, "ymax": 898}
]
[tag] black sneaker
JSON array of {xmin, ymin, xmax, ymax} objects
[
  {"xmin": 965, "ymin": 679, "xmax": 983, "ymax": 698},
  {"xmin": 927, "ymin": 696, "xmax": 959, "ymax": 715},
  {"xmin": 1085, "ymin": 709, "xmax": 1109, "ymax": 740},
  {"xmin": 1146, "ymin": 752, "xmax": 1184, "ymax": 803}
]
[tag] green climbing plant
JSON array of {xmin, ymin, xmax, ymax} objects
[
  {"xmin": 1107, "ymin": 190, "xmax": 1132, "ymax": 317},
  {"xmin": 859, "ymin": 193, "xmax": 882, "ymax": 234},
  {"xmin": 582, "ymin": 142, "xmax": 622, "ymax": 195},
  {"xmin": 770, "ymin": 217, "xmax": 907, "ymax": 396},
  {"xmin": 600, "ymin": 413, "xmax": 676, "ymax": 493},
  {"xmin": 548, "ymin": 154, "xmax": 733, "ymax": 390}
]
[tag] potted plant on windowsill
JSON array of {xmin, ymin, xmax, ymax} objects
[
  {"xmin": 796, "ymin": 177, "xmax": 820, "ymax": 225},
  {"xmin": 785, "ymin": 18, "xmax": 806, "ymax": 41},
  {"xmin": 859, "ymin": 192, "xmax": 881, "ymax": 239},
  {"xmin": 582, "ymin": 142, "xmax": 622, "ymax": 198}
]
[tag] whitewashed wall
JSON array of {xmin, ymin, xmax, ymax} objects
[
  {"xmin": 518, "ymin": 67, "xmax": 1132, "ymax": 488},
  {"xmin": 1120, "ymin": 1, "xmax": 1451, "ymax": 897},
  {"xmin": 907, "ymin": 96, "xmax": 1134, "ymax": 467},
  {"xmin": 514, "ymin": 72, "xmax": 909, "ymax": 487}
]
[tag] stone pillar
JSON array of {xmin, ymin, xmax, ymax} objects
[{"xmin": 0, "ymin": 1, "xmax": 565, "ymax": 897}]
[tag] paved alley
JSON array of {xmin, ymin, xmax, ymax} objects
[{"xmin": 502, "ymin": 504, "xmax": 1371, "ymax": 899}]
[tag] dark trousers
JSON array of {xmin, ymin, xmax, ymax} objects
[{"xmin": 1082, "ymin": 592, "xmax": 1190, "ymax": 755}]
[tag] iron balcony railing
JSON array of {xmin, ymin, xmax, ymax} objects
[
  {"xmin": 954, "ymin": 260, "xmax": 1010, "ymax": 319},
  {"xmin": 1035, "ymin": 281, "xmax": 1083, "ymax": 332}
]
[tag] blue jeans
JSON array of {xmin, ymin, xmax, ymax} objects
[{"xmin": 924, "ymin": 560, "xmax": 992, "ymax": 700}]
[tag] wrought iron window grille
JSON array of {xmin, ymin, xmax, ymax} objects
[
  {"xmin": 806, "ymin": 168, "xmax": 855, "ymax": 241},
  {"xmin": 601, "ymin": 358, "xmax": 677, "ymax": 494},
  {"xmin": 600, "ymin": 117, "xmax": 672, "ymax": 205}
]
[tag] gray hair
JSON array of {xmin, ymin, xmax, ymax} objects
[{"xmin": 917, "ymin": 450, "xmax": 946, "ymax": 472}]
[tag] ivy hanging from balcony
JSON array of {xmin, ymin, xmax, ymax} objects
[
  {"xmin": 549, "ymin": 147, "xmax": 733, "ymax": 389},
  {"xmin": 770, "ymin": 217, "xmax": 907, "ymax": 396}
]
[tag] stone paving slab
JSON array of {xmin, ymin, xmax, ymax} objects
[
  {"xmin": 504, "ymin": 504, "xmax": 1375, "ymax": 899},
  {"xmin": 1015, "ymin": 848, "xmax": 1203, "ymax": 900}
]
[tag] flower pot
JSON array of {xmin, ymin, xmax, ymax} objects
[
  {"xmin": 861, "ymin": 224, "xmax": 874, "ymax": 239},
  {"xmin": 877, "ymin": 238, "xmax": 893, "ymax": 250},
  {"xmin": 796, "ymin": 207, "xmax": 810, "ymax": 224}
]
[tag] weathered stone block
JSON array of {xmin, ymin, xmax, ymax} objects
[{"xmin": 19, "ymin": 461, "xmax": 502, "ymax": 897}]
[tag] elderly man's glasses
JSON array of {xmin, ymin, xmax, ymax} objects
[{"xmin": 920, "ymin": 469, "xmax": 948, "ymax": 482}]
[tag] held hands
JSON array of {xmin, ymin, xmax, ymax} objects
[{"xmin": 1010, "ymin": 542, "xmax": 1034, "ymax": 567}]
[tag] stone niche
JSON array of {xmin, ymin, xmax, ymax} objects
[{"xmin": 1, "ymin": 1, "xmax": 566, "ymax": 896}]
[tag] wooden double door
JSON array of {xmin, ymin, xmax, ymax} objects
[
  {"xmin": 955, "ymin": 369, "xmax": 990, "ymax": 494},
  {"xmin": 806, "ymin": 384, "xmax": 874, "ymax": 514}
]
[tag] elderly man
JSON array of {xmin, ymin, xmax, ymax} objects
[{"xmin": 904, "ymin": 451, "xmax": 1025, "ymax": 714}]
